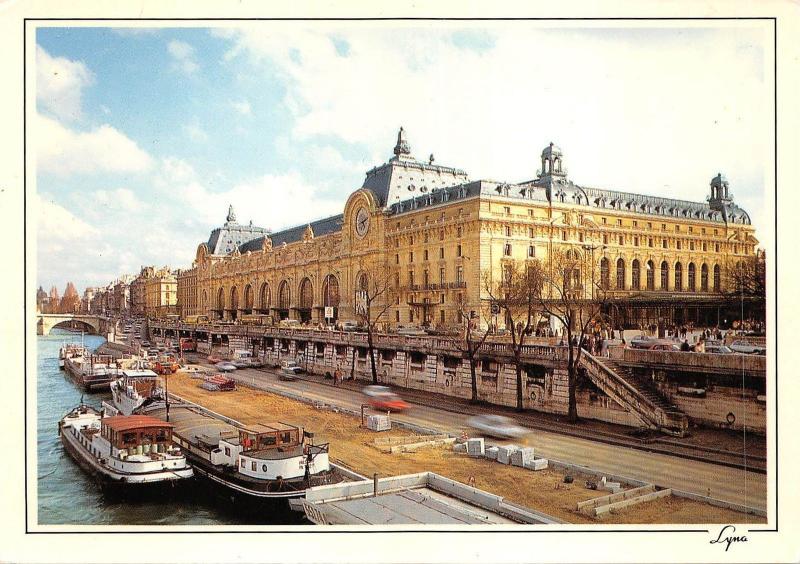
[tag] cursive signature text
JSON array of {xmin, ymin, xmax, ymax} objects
[{"xmin": 710, "ymin": 525, "xmax": 748, "ymax": 551}]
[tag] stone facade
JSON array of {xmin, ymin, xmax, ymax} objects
[
  {"xmin": 176, "ymin": 266, "xmax": 199, "ymax": 319},
  {"xmin": 181, "ymin": 130, "xmax": 758, "ymax": 330},
  {"xmin": 144, "ymin": 267, "xmax": 177, "ymax": 318}
]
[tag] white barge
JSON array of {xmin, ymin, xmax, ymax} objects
[{"xmin": 58, "ymin": 405, "xmax": 193, "ymax": 492}]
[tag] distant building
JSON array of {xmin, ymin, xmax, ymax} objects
[{"xmin": 144, "ymin": 267, "xmax": 177, "ymax": 318}]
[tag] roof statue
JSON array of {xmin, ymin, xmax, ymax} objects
[
  {"xmin": 393, "ymin": 126, "xmax": 412, "ymax": 157},
  {"xmin": 226, "ymin": 204, "xmax": 237, "ymax": 224}
]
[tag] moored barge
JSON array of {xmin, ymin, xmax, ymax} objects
[{"xmin": 58, "ymin": 405, "xmax": 193, "ymax": 493}]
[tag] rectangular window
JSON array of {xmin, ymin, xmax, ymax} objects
[
  {"xmin": 688, "ymin": 227, "xmax": 693, "ymax": 233},
  {"xmin": 662, "ymin": 223, "xmax": 666, "ymax": 231},
  {"xmin": 633, "ymin": 220, "xmax": 638, "ymax": 227},
  {"xmin": 439, "ymin": 247, "xmax": 444, "ymax": 259},
  {"xmin": 408, "ymin": 271, "xmax": 414, "ymax": 285},
  {"xmin": 675, "ymin": 225, "xmax": 680, "ymax": 232},
  {"xmin": 504, "ymin": 225, "xmax": 511, "ymax": 237},
  {"xmin": 702, "ymin": 242, "xmax": 707, "ymax": 252},
  {"xmin": 647, "ymin": 222, "xmax": 652, "ymax": 230},
  {"xmin": 662, "ymin": 239, "xmax": 668, "ymax": 249},
  {"xmin": 439, "ymin": 230, "xmax": 444, "ymax": 241},
  {"xmin": 503, "ymin": 243, "xmax": 512, "ymax": 256},
  {"xmin": 690, "ymin": 241, "xmax": 695, "ymax": 251},
  {"xmin": 634, "ymin": 236, "xmax": 639, "ymax": 246},
  {"xmin": 561, "ymin": 231, "xmax": 567, "ymax": 241},
  {"xmin": 395, "ymin": 311, "xmax": 400, "ymax": 322},
  {"xmin": 395, "ymin": 254, "xmax": 399, "ymax": 264},
  {"xmin": 528, "ymin": 209, "xmax": 534, "ymax": 217},
  {"xmin": 440, "ymin": 294, "xmax": 445, "ymax": 304},
  {"xmin": 619, "ymin": 235, "xmax": 624, "ymax": 245},
  {"xmin": 617, "ymin": 219, "xmax": 622, "ymax": 226},
  {"xmin": 439, "ymin": 267, "xmax": 445, "ymax": 284},
  {"xmin": 715, "ymin": 243, "xmax": 720, "ymax": 252},
  {"xmin": 529, "ymin": 227, "xmax": 535, "ymax": 238},
  {"xmin": 677, "ymin": 240, "xmax": 682, "ymax": 250},
  {"xmin": 457, "ymin": 244, "xmax": 462, "ymax": 257},
  {"xmin": 602, "ymin": 217, "xmax": 607, "ymax": 224},
  {"xmin": 409, "ymin": 235, "xmax": 414, "ymax": 245},
  {"xmin": 251, "ymin": 461, "xmax": 257, "ymax": 471},
  {"xmin": 409, "ymin": 251, "xmax": 414, "ymax": 263},
  {"xmin": 424, "ymin": 249, "xmax": 429, "ymax": 261},
  {"xmin": 603, "ymin": 234, "xmax": 608, "ymax": 245},
  {"xmin": 648, "ymin": 238, "xmax": 653, "ymax": 247},
  {"xmin": 714, "ymin": 229, "xmax": 718, "ymax": 235},
  {"xmin": 409, "ymin": 310, "xmax": 414, "ymax": 322},
  {"xmin": 528, "ymin": 245, "xmax": 535, "ymax": 258},
  {"xmin": 456, "ymin": 266, "xmax": 464, "ymax": 283},
  {"xmin": 579, "ymin": 233, "xmax": 584, "ymax": 242},
  {"xmin": 457, "ymin": 226, "xmax": 463, "ymax": 237},
  {"xmin": 440, "ymin": 310, "xmax": 446, "ymax": 323},
  {"xmin": 504, "ymin": 206, "xmax": 511, "ymax": 215},
  {"xmin": 702, "ymin": 228, "xmax": 706, "ymax": 234}
]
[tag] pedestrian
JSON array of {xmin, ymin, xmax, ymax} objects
[{"xmin": 680, "ymin": 339, "xmax": 690, "ymax": 352}]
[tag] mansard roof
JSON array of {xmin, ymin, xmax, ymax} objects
[
  {"xmin": 236, "ymin": 214, "xmax": 344, "ymax": 254},
  {"xmin": 206, "ymin": 207, "xmax": 271, "ymax": 255}
]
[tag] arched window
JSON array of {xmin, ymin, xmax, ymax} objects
[
  {"xmin": 616, "ymin": 258, "xmax": 625, "ymax": 290},
  {"xmin": 217, "ymin": 287, "xmax": 225, "ymax": 310},
  {"xmin": 674, "ymin": 262, "xmax": 683, "ymax": 291},
  {"xmin": 278, "ymin": 280, "xmax": 291, "ymax": 310},
  {"xmin": 713, "ymin": 264, "xmax": 721, "ymax": 292},
  {"xmin": 259, "ymin": 282, "xmax": 271, "ymax": 311},
  {"xmin": 646, "ymin": 260, "xmax": 655, "ymax": 291},
  {"xmin": 229, "ymin": 287, "xmax": 239, "ymax": 311},
  {"xmin": 700, "ymin": 264, "xmax": 709, "ymax": 292},
  {"xmin": 688, "ymin": 263, "xmax": 696, "ymax": 292},
  {"xmin": 322, "ymin": 274, "xmax": 340, "ymax": 308},
  {"xmin": 600, "ymin": 258, "xmax": 610, "ymax": 290},
  {"xmin": 631, "ymin": 260, "xmax": 641, "ymax": 291},
  {"xmin": 299, "ymin": 278, "xmax": 313, "ymax": 310},
  {"xmin": 244, "ymin": 284, "xmax": 254, "ymax": 312},
  {"xmin": 660, "ymin": 261, "xmax": 669, "ymax": 290}
]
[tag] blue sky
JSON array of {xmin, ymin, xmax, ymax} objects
[{"xmin": 35, "ymin": 23, "xmax": 772, "ymax": 293}]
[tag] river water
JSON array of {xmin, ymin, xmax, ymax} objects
[{"xmin": 36, "ymin": 329, "xmax": 269, "ymax": 526}]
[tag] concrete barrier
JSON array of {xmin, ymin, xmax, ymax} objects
[{"xmin": 595, "ymin": 488, "xmax": 672, "ymax": 517}]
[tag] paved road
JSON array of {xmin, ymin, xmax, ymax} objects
[{"xmin": 203, "ymin": 363, "xmax": 766, "ymax": 512}]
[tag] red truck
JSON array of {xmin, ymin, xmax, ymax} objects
[{"xmin": 180, "ymin": 337, "xmax": 197, "ymax": 352}]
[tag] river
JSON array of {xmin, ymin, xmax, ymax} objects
[{"xmin": 36, "ymin": 329, "xmax": 273, "ymax": 526}]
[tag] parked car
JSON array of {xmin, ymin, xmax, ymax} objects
[
  {"xmin": 629, "ymin": 335, "xmax": 655, "ymax": 349},
  {"xmin": 339, "ymin": 320, "xmax": 360, "ymax": 332},
  {"xmin": 279, "ymin": 319, "xmax": 302, "ymax": 329},
  {"xmin": 704, "ymin": 343, "xmax": 734, "ymax": 354},
  {"xmin": 466, "ymin": 414, "xmax": 528, "ymax": 439},
  {"xmin": 181, "ymin": 365, "xmax": 210, "ymax": 379},
  {"xmin": 396, "ymin": 324, "xmax": 427, "ymax": 337},
  {"xmin": 280, "ymin": 360, "xmax": 303, "ymax": 380},
  {"xmin": 215, "ymin": 361, "xmax": 237, "ymax": 372},
  {"xmin": 207, "ymin": 354, "xmax": 222, "ymax": 364},
  {"xmin": 232, "ymin": 359, "xmax": 251, "ymax": 369},
  {"xmin": 362, "ymin": 385, "xmax": 409, "ymax": 412},
  {"xmin": 729, "ymin": 340, "xmax": 766, "ymax": 355},
  {"xmin": 649, "ymin": 342, "xmax": 681, "ymax": 351}
]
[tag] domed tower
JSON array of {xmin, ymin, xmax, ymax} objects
[
  {"xmin": 708, "ymin": 172, "xmax": 732, "ymax": 210},
  {"xmin": 540, "ymin": 142, "xmax": 567, "ymax": 179}
]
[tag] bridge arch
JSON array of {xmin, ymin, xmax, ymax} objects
[{"xmin": 37, "ymin": 314, "xmax": 103, "ymax": 336}]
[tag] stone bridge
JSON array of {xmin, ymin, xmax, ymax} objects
[{"xmin": 36, "ymin": 314, "xmax": 113, "ymax": 337}]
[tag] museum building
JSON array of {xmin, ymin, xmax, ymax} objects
[{"xmin": 178, "ymin": 128, "xmax": 758, "ymax": 329}]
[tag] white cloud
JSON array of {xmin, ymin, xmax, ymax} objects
[
  {"xmin": 220, "ymin": 25, "xmax": 771, "ymax": 238},
  {"xmin": 36, "ymin": 46, "xmax": 94, "ymax": 121},
  {"xmin": 183, "ymin": 120, "xmax": 209, "ymax": 142},
  {"xmin": 37, "ymin": 194, "xmax": 99, "ymax": 240},
  {"xmin": 231, "ymin": 100, "xmax": 252, "ymax": 115},
  {"xmin": 36, "ymin": 114, "xmax": 153, "ymax": 176},
  {"xmin": 167, "ymin": 39, "xmax": 199, "ymax": 74}
]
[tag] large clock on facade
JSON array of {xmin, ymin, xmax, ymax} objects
[{"xmin": 355, "ymin": 207, "xmax": 370, "ymax": 237}]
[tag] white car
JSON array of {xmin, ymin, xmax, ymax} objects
[
  {"xmin": 729, "ymin": 340, "xmax": 766, "ymax": 355},
  {"xmin": 466, "ymin": 414, "xmax": 529, "ymax": 439},
  {"xmin": 181, "ymin": 365, "xmax": 210, "ymax": 379},
  {"xmin": 280, "ymin": 360, "xmax": 303, "ymax": 380},
  {"xmin": 396, "ymin": 324, "xmax": 427, "ymax": 336},
  {"xmin": 215, "ymin": 361, "xmax": 237, "ymax": 372}
]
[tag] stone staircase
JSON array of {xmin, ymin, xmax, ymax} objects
[{"xmin": 579, "ymin": 351, "xmax": 689, "ymax": 437}]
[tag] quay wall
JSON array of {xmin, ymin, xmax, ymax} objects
[{"xmin": 149, "ymin": 323, "xmax": 765, "ymax": 433}]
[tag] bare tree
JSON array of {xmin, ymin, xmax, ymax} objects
[
  {"xmin": 353, "ymin": 259, "xmax": 395, "ymax": 384},
  {"xmin": 723, "ymin": 251, "xmax": 766, "ymax": 298},
  {"xmin": 483, "ymin": 261, "xmax": 544, "ymax": 411},
  {"xmin": 440, "ymin": 298, "xmax": 493, "ymax": 403},
  {"xmin": 536, "ymin": 248, "xmax": 607, "ymax": 424}
]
